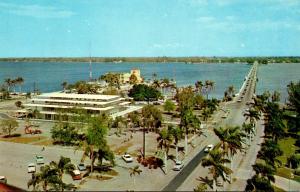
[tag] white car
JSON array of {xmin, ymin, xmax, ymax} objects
[
  {"xmin": 0, "ymin": 176, "xmax": 7, "ymax": 184},
  {"xmin": 122, "ymin": 154, "xmax": 133, "ymax": 163},
  {"xmin": 173, "ymin": 161, "xmax": 184, "ymax": 171},
  {"xmin": 237, "ymin": 99, "xmax": 242, "ymax": 102},
  {"xmin": 28, "ymin": 163, "xmax": 36, "ymax": 173},
  {"xmin": 36, "ymin": 155, "xmax": 44, "ymax": 164},
  {"xmin": 204, "ymin": 144, "xmax": 214, "ymax": 153}
]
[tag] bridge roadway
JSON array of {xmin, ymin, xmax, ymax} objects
[{"xmin": 162, "ymin": 63, "xmax": 258, "ymax": 191}]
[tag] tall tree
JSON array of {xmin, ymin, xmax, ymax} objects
[
  {"xmin": 201, "ymin": 147, "xmax": 233, "ymax": 191},
  {"xmin": 157, "ymin": 127, "xmax": 173, "ymax": 169},
  {"xmin": 169, "ymin": 125, "xmax": 183, "ymax": 161},
  {"xmin": 1, "ymin": 118, "xmax": 19, "ymax": 136}
]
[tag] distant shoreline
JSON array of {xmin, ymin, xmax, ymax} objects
[{"xmin": 0, "ymin": 56, "xmax": 299, "ymax": 64}]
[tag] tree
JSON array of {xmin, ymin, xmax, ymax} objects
[
  {"xmin": 169, "ymin": 125, "xmax": 183, "ymax": 161},
  {"xmin": 17, "ymin": 77, "xmax": 24, "ymax": 93},
  {"xmin": 258, "ymin": 140, "xmax": 283, "ymax": 167},
  {"xmin": 195, "ymin": 80, "xmax": 203, "ymax": 94},
  {"xmin": 242, "ymin": 123, "xmax": 255, "ymax": 146},
  {"xmin": 27, "ymin": 165, "xmax": 60, "ymax": 191},
  {"xmin": 157, "ymin": 127, "xmax": 173, "ymax": 169},
  {"xmin": 4, "ymin": 78, "xmax": 12, "ymax": 92},
  {"xmin": 128, "ymin": 84, "xmax": 162, "ymax": 102},
  {"xmin": 1, "ymin": 118, "xmax": 19, "ymax": 136},
  {"xmin": 201, "ymin": 147, "xmax": 233, "ymax": 190},
  {"xmin": 204, "ymin": 80, "xmax": 215, "ymax": 99},
  {"xmin": 51, "ymin": 123, "xmax": 80, "ymax": 145},
  {"xmin": 78, "ymin": 114, "xmax": 115, "ymax": 173},
  {"xmin": 49, "ymin": 156, "xmax": 75, "ymax": 191},
  {"xmin": 264, "ymin": 102, "xmax": 285, "ymax": 142},
  {"xmin": 287, "ymin": 81, "xmax": 300, "ymax": 129},
  {"xmin": 141, "ymin": 105, "xmax": 163, "ymax": 158},
  {"xmin": 175, "ymin": 87, "xmax": 200, "ymax": 154},
  {"xmin": 61, "ymin": 81, "xmax": 68, "ymax": 92},
  {"xmin": 15, "ymin": 100, "xmax": 23, "ymax": 108},
  {"xmin": 195, "ymin": 176, "xmax": 213, "ymax": 191},
  {"xmin": 129, "ymin": 165, "xmax": 142, "ymax": 188},
  {"xmin": 163, "ymin": 99, "xmax": 175, "ymax": 114},
  {"xmin": 244, "ymin": 108, "xmax": 260, "ymax": 126},
  {"xmin": 287, "ymin": 154, "xmax": 300, "ymax": 169}
]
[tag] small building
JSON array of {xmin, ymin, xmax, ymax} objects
[
  {"xmin": 108, "ymin": 68, "xmax": 144, "ymax": 84},
  {"xmin": 20, "ymin": 92, "xmax": 132, "ymax": 120}
]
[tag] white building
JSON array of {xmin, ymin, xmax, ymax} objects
[{"xmin": 21, "ymin": 92, "xmax": 131, "ymax": 120}]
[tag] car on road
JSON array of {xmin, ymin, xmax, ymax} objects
[
  {"xmin": 71, "ymin": 170, "xmax": 82, "ymax": 180},
  {"xmin": 0, "ymin": 176, "xmax": 7, "ymax": 184},
  {"xmin": 173, "ymin": 161, "xmax": 184, "ymax": 171},
  {"xmin": 27, "ymin": 163, "xmax": 36, "ymax": 173},
  {"xmin": 36, "ymin": 155, "xmax": 44, "ymax": 164},
  {"xmin": 122, "ymin": 154, "xmax": 133, "ymax": 163},
  {"xmin": 77, "ymin": 163, "xmax": 86, "ymax": 171},
  {"xmin": 204, "ymin": 144, "xmax": 214, "ymax": 153},
  {"xmin": 237, "ymin": 99, "xmax": 242, "ymax": 102}
]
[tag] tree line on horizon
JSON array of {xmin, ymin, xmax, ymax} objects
[{"xmin": 0, "ymin": 56, "xmax": 299, "ymax": 64}]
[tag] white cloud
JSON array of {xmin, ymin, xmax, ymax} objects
[
  {"xmin": 240, "ymin": 43, "xmax": 245, "ymax": 48},
  {"xmin": 0, "ymin": 2, "xmax": 75, "ymax": 18}
]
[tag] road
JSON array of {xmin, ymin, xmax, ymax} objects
[{"xmin": 163, "ymin": 63, "xmax": 258, "ymax": 191}]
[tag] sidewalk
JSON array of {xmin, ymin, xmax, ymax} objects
[
  {"xmin": 224, "ymin": 119, "xmax": 265, "ymax": 191},
  {"xmin": 273, "ymin": 175, "xmax": 300, "ymax": 191}
]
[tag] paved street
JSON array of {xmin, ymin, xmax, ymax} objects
[{"xmin": 175, "ymin": 63, "xmax": 260, "ymax": 191}]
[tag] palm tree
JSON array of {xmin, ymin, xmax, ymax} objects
[
  {"xmin": 242, "ymin": 123, "xmax": 255, "ymax": 146},
  {"xmin": 252, "ymin": 162, "xmax": 275, "ymax": 182},
  {"xmin": 195, "ymin": 176, "xmax": 213, "ymax": 191},
  {"xmin": 4, "ymin": 78, "xmax": 12, "ymax": 92},
  {"xmin": 201, "ymin": 147, "xmax": 233, "ymax": 191},
  {"xmin": 243, "ymin": 107, "xmax": 260, "ymax": 135},
  {"xmin": 61, "ymin": 81, "xmax": 68, "ymax": 92},
  {"xmin": 49, "ymin": 156, "xmax": 75, "ymax": 191},
  {"xmin": 129, "ymin": 165, "xmax": 142, "ymax": 189},
  {"xmin": 169, "ymin": 125, "xmax": 183, "ymax": 162},
  {"xmin": 228, "ymin": 85, "xmax": 235, "ymax": 98},
  {"xmin": 214, "ymin": 126, "xmax": 245, "ymax": 181},
  {"xmin": 27, "ymin": 165, "xmax": 60, "ymax": 191},
  {"xmin": 246, "ymin": 163, "xmax": 276, "ymax": 192},
  {"xmin": 204, "ymin": 80, "xmax": 215, "ymax": 99},
  {"xmin": 15, "ymin": 77, "xmax": 24, "ymax": 93},
  {"xmin": 195, "ymin": 80, "xmax": 203, "ymax": 94},
  {"xmin": 157, "ymin": 127, "xmax": 173, "ymax": 170},
  {"xmin": 258, "ymin": 140, "xmax": 283, "ymax": 167}
]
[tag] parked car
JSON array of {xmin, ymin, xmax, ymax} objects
[
  {"xmin": 36, "ymin": 155, "xmax": 44, "ymax": 164},
  {"xmin": 204, "ymin": 144, "xmax": 214, "ymax": 153},
  {"xmin": 77, "ymin": 163, "xmax": 86, "ymax": 171},
  {"xmin": 71, "ymin": 170, "xmax": 82, "ymax": 180},
  {"xmin": 122, "ymin": 154, "xmax": 133, "ymax": 163},
  {"xmin": 27, "ymin": 163, "xmax": 36, "ymax": 173},
  {"xmin": 173, "ymin": 161, "xmax": 184, "ymax": 171},
  {"xmin": 0, "ymin": 176, "xmax": 7, "ymax": 184},
  {"xmin": 237, "ymin": 99, "xmax": 242, "ymax": 102}
]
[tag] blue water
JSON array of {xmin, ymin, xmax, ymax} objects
[
  {"xmin": 0, "ymin": 62, "xmax": 299, "ymax": 100},
  {"xmin": 256, "ymin": 63, "xmax": 300, "ymax": 102}
]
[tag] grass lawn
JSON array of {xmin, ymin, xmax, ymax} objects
[
  {"xmin": 277, "ymin": 137, "xmax": 298, "ymax": 166},
  {"xmin": 276, "ymin": 137, "xmax": 300, "ymax": 182}
]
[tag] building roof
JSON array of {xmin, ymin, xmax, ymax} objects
[
  {"xmin": 24, "ymin": 103, "xmax": 114, "ymax": 111},
  {"xmin": 37, "ymin": 92, "xmax": 120, "ymax": 101},
  {"xmin": 31, "ymin": 98, "xmax": 124, "ymax": 105}
]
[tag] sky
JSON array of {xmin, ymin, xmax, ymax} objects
[{"xmin": 0, "ymin": 0, "xmax": 299, "ymax": 57}]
